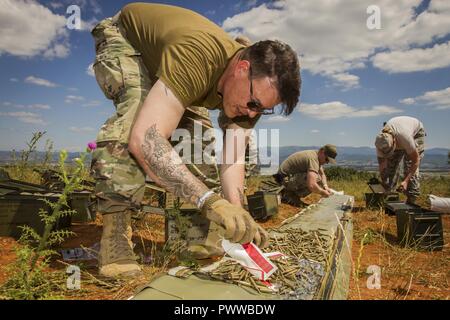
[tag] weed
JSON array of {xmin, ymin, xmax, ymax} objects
[{"xmin": 0, "ymin": 149, "xmax": 89, "ymax": 300}]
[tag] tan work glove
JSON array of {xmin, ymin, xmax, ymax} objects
[{"xmin": 202, "ymin": 194, "xmax": 269, "ymax": 248}]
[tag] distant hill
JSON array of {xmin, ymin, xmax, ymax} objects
[
  {"xmin": 260, "ymin": 146, "xmax": 450, "ymax": 171},
  {"xmin": 0, "ymin": 146, "xmax": 448, "ymax": 171},
  {"xmin": 0, "ymin": 150, "xmax": 91, "ymax": 164}
]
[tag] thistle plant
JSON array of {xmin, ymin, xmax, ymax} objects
[
  {"xmin": 7, "ymin": 131, "xmax": 47, "ymax": 183},
  {"xmin": 0, "ymin": 148, "xmax": 90, "ymax": 300},
  {"xmin": 20, "ymin": 131, "xmax": 46, "ymax": 166}
]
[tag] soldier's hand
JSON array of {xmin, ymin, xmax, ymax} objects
[
  {"xmin": 397, "ymin": 180, "xmax": 408, "ymax": 194},
  {"xmin": 202, "ymin": 194, "xmax": 269, "ymax": 247}
]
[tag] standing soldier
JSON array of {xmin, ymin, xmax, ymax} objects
[
  {"xmin": 375, "ymin": 116, "xmax": 426, "ymax": 204},
  {"xmin": 90, "ymin": 3, "xmax": 301, "ymax": 277}
]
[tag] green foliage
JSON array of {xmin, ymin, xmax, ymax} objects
[
  {"xmin": 162, "ymin": 199, "xmax": 200, "ymax": 268},
  {"xmin": 361, "ymin": 228, "xmax": 376, "ymax": 245},
  {"xmin": 0, "ymin": 243, "xmax": 65, "ymax": 300},
  {"xmin": 7, "ymin": 131, "xmax": 50, "ymax": 184},
  {"xmin": 42, "ymin": 139, "xmax": 54, "ymax": 169},
  {"xmin": 325, "ymin": 166, "xmax": 375, "ymax": 181},
  {"xmin": 21, "ymin": 131, "xmax": 46, "ymax": 166},
  {"xmin": 0, "ymin": 149, "xmax": 89, "ymax": 300},
  {"xmin": 15, "ymin": 131, "xmax": 46, "ymax": 180}
]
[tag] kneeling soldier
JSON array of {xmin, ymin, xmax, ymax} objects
[{"xmin": 274, "ymin": 145, "xmax": 337, "ymax": 207}]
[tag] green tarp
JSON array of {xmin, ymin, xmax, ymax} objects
[{"xmin": 132, "ymin": 194, "xmax": 354, "ymax": 300}]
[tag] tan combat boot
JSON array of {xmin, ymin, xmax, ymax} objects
[{"xmin": 98, "ymin": 211, "xmax": 143, "ymax": 278}]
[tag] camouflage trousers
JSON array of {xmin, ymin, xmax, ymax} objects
[
  {"xmin": 90, "ymin": 15, "xmax": 219, "ymax": 214},
  {"xmin": 279, "ymin": 172, "xmax": 322, "ymax": 206},
  {"xmin": 382, "ymin": 128, "xmax": 426, "ymax": 202}
]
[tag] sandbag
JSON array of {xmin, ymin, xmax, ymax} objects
[{"xmin": 429, "ymin": 195, "xmax": 450, "ymax": 213}]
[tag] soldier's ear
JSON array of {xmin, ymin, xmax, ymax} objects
[{"xmin": 235, "ymin": 59, "xmax": 250, "ymax": 76}]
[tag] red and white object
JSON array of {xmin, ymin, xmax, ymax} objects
[{"xmin": 221, "ymin": 239, "xmax": 278, "ymax": 281}]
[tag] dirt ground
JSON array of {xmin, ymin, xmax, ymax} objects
[
  {"xmin": 347, "ymin": 200, "xmax": 449, "ymax": 300},
  {"xmin": 0, "ymin": 194, "xmax": 448, "ymax": 300}
]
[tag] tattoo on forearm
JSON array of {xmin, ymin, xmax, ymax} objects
[{"xmin": 141, "ymin": 124, "xmax": 209, "ymax": 205}]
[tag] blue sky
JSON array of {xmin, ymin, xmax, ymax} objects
[{"xmin": 0, "ymin": 0, "xmax": 449, "ymax": 152}]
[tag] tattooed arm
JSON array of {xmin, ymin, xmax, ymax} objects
[
  {"xmin": 128, "ymin": 80, "xmax": 209, "ymax": 205},
  {"xmin": 220, "ymin": 123, "xmax": 251, "ymax": 206}
]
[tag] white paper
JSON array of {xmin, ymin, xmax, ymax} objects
[{"xmin": 329, "ymin": 188, "xmax": 344, "ymax": 195}]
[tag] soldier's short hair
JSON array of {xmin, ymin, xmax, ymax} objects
[{"xmin": 240, "ymin": 40, "xmax": 301, "ymax": 116}]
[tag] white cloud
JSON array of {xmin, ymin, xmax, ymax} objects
[
  {"xmin": 400, "ymin": 87, "xmax": 450, "ymax": 110},
  {"xmin": 0, "ymin": 111, "xmax": 46, "ymax": 125},
  {"xmin": 372, "ymin": 41, "xmax": 450, "ymax": 73},
  {"xmin": 311, "ymin": 129, "xmax": 320, "ymax": 133},
  {"xmin": 0, "ymin": 0, "xmax": 69, "ymax": 58},
  {"xmin": 299, "ymin": 101, "xmax": 402, "ymax": 120},
  {"xmin": 70, "ymin": 0, "xmax": 102, "ymax": 15},
  {"xmin": 222, "ymin": 0, "xmax": 450, "ymax": 89},
  {"xmin": 3, "ymin": 102, "xmax": 51, "ymax": 110},
  {"xmin": 82, "ymin": 100, "xmax": 102, "ymax": 107},
  {"xmin": 80, "ymin": 18, "xmax": 99, "ymax": 32},
  {"xmin": 65, "ymin": 95, "xmax": 85, "ymax": 103},
  {"xmin": 50, "ymin": 0, "xmax": 103, "ymax": 15},
  {"xmin": 329, "ymin": 73, "xmax": 360, "ymax": 91},
  {"xmin": 86, "ymin": 63, "xmax": 95, "ymax": 77},
  {"xmin": 69, "ymin": 126, "xmax": 95, "ymax": 133},
  {"xmin": 49, "ymin": 2, "xmax": 64, "ymax": 9},
  {"xmin": 43, "ymin": 42, "xmax": 70, "ymax": 59},
  {"xmin": 9, "ymin": 78, "xmax": 18, "ymax": 82},
  {"xmin": 234, "ymin": 0, "xmax": 258, "ymax": 11},
  {"xmin": 400, "ymin": 98, "xmax": 416, "ymax": 105},
  {"xmin": 25, "ymin": 76, "xmax": 58, "ymax": 87},
  {"xmin": 29, "ymin": 104, "xmax": 51, "ymax": 110},
  {"xmin": 261, "ymin": 115, "xmax": 290, "ymax": 123}
]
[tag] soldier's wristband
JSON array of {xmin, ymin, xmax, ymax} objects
[
  {"xmin": 200, "ymin": 193, "xmax": 223, "ymax": 215},
  {"xmin": 196, "ymin": 190, "xmax": 214, "ymax": 209}
]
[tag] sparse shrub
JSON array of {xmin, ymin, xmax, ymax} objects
[
  {"xmin": 6, "ymin": 132, "xmax": 47, "ymax": 183},
  {"xmin": 0, "ymin": 150, "xmax": 88, "ymax": 300},
  {"xmin": 325, "ymin": 166, "xmax": 375, "ymax": 181},
  {"xmin": 42, "ymin": 139, "xmax": 54, "ymax": 169}
]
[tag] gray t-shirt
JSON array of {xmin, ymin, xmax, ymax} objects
[{"xmin": 383, "ymin": 116, "xmax": 424, "ymax": 155}]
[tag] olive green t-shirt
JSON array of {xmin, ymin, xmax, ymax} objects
[
  {"xmin": 280, "ymin": 150, "xmax": 321, "ymax": 175},
  {"xmin": 119, "ymin": 2, "xmax": 259, "ymax": 129}
]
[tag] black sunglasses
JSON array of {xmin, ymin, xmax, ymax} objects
[{"xmin": 247, "ymin": 66, "xmax": 274, "ymax": 115}]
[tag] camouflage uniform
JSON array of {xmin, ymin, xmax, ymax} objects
[
  {"xmin": 90, "ymin": 16, "xmax": 220, "ymax": 216},
  {"xmin": 382, "ymin": 128, "xmax": 426, "ymax": 203},
  {"xmin": 276, "ymin": 172, "xmax": 323, "ymax": 206}
]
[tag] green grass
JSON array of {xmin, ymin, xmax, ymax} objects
[{"xmin": 330, "ymin": 175, "xmax": 450, "ymax": 205}]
